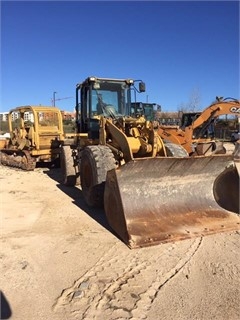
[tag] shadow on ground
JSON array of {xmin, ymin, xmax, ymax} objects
[
  {"xmin": 43, "ymin": 168, "xmax": 122, "ymax": 241},
  {"xmin": 0, "ymin": 291, "xmax": 12, "ymax": 319}
]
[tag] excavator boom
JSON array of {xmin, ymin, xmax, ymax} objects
[{"xmin": 158, "ymin": 98, "xmax": 240, "ymax": 155}]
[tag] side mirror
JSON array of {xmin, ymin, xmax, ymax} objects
[{"xmin": 139, "ymin": 82, "xmax": 146, "ymax": 92}]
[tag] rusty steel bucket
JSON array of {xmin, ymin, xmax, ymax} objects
[{"xmin": 104, "ymin": 155, "xmax": 240, "ymax": 249}]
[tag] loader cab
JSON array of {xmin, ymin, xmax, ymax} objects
[
  {"xmin": 76, "ymin": 77, "xmax": 145, "ymax": 139},
  {"xmin": 130, "ymin": 102, "xmax": 158, "ymax": 121}
]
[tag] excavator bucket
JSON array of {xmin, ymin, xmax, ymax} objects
[{"xmin": 104, "ymin": 155, "xmax": 240, "ymax": 248}]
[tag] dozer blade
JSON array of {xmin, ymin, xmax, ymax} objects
[{"xmin": 104, "ymin": 155, "xmax": 240, "ymax": 249}]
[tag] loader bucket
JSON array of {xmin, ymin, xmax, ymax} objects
[{"xmin": 104, "ymin": 155, "xmax": 240, "ymax": 248}]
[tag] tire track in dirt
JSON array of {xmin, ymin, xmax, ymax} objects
[
  {"xmin": 53, "ymin": 237, "xmax": 202, "ymax": 320},
  {"xmin": 205, "ymin": 232, "xmax": 240, "ymax": 280},
  {"xmin": 129, "ymin": 237, "xmax": 202, "ymax": 320}
]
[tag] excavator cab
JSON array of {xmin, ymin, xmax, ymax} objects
[{"xmin": 181, "ymin": 112, "xmax": 201, "ymax": 129}]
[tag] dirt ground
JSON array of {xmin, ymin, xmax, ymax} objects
[{"xmin": 1, "ymin": 163, "xmax": 240, "ymax": 320}]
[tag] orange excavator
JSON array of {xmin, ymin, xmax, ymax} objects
[{"xmin": 158, "ymin": 98, "xmax": 240, "ymax": 155}]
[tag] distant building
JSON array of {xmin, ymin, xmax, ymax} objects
[
  {"xmin": 157, "ymin": 112, "xmax": 181, "ymax": 126},
  {"xmin": 11, "ymin": 112, "xmax": 19, "ymax": 121},
  {"xmin": 0, "ymin": 111, "xmax": 35, "ymax": 122},
  {"xmin": 23, "ymin": 112, "xmax": 34, "ymax": 122},
  {"xmin": 61, "ymin": 111, "xmax": 75, "ymax": 121},
  {"xmin": 0, "ymin": 110, "xmax": 75, "ymax": 122},
  {"xmin": 0, "ymin": 112, "xmax": 9, "ymax": 122}
]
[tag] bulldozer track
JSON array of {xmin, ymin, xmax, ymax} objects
[
  {"xmin": 0, "ymin": 150, "xmax": 36, "ymax": 171},
  {"xmin": 53, "ymin": 237, "xmax": 202, "ymax": 319}
]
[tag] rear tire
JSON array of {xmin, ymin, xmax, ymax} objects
[
  {"xmin": 61, "ymin": 145, "xmax": 78, "ymax": 186},
  {"xmin": 165, "ymin": 142, "xmax": 189, "ymax": 157},
  {"xmin": 80, "ymin": 145, "xmax": 116, "ymax": 207}
]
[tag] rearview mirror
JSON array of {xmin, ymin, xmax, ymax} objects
[{"xmin": 139, "ymin": 82, "xmax": 146, "ymax": 92}]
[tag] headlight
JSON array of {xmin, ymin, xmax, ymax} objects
[{"xmin": 126, "ymin": 79, "xmax": 134, "ymax": 85}]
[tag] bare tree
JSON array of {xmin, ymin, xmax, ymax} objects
[{"xmin": 178, "ymin": 88, "xmax": 201, "ymax": 112}]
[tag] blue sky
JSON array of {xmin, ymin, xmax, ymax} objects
[{"xmin": 1, "ymin": 1, "xmax": 239, "ymax": 112}]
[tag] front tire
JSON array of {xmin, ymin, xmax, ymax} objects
[
  {"xmin": 61, "ymin": 145, "xmax": 78, "ymax": 186},
  {"xmin": 80, "ymin": 145, "xmax": 116, "ymax": 207},
  {"xmin": 164, "ymin": 142, "xmax": 189, "ymax": 157}
]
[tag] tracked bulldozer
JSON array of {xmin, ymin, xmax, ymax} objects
[
  {"xmin": 0, "ymin": 106, "xmax": 64, "ymax": 170},
  {"xmin": 61, "ymin": 77, "xmax": 239, "ymax": 248}
]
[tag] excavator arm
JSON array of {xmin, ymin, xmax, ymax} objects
[
  {"xmin": 192, "ymin": 99, "xmax": 240, "ymax": 129},
  {"xmin": 158, "ymin": 98, "xmax": 240, "ymax": 155}
]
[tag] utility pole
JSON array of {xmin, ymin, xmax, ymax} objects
[
  {"xmin": 53, "ymin": 91, "xmax": 57, "ymax": 107},
  {"xmin": 51, "ymin": 93, "xmax": 73, "ymax": 107}
]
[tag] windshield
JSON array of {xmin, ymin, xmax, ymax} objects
[
  {"xmin": 90, "ymin": 80, "xmax": 131, "ymax": 117},
  {"xmin": 37, "ymin": 111, "xmax": 60, "ymax": 127},
  {"xmin": 143, "ymin": 106, "xmax": 154, "ymax": 121}
]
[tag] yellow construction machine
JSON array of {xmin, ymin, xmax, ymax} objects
[
  {"xmin": 158, "ymin": 98, "xmax": 240, "ymax": 156},
  {"xmin": 0, "ymin": 106, "xmax": 64, "ymax": 170},
  {"xmin": 61, "ymin": 77, "xmax": 240, "ymax": 248},
  {"xmin": 130, "ymin": 102, "xmax": 160, "ymax": 121}
]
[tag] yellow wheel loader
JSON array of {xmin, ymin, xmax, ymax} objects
[
  {"xmin": 0, "ymin": 106, "xmax": 64, "ymax": 170},
  {"xmin": 61, "ymin": 77, "xmax": 239, "ymax": 248}
]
